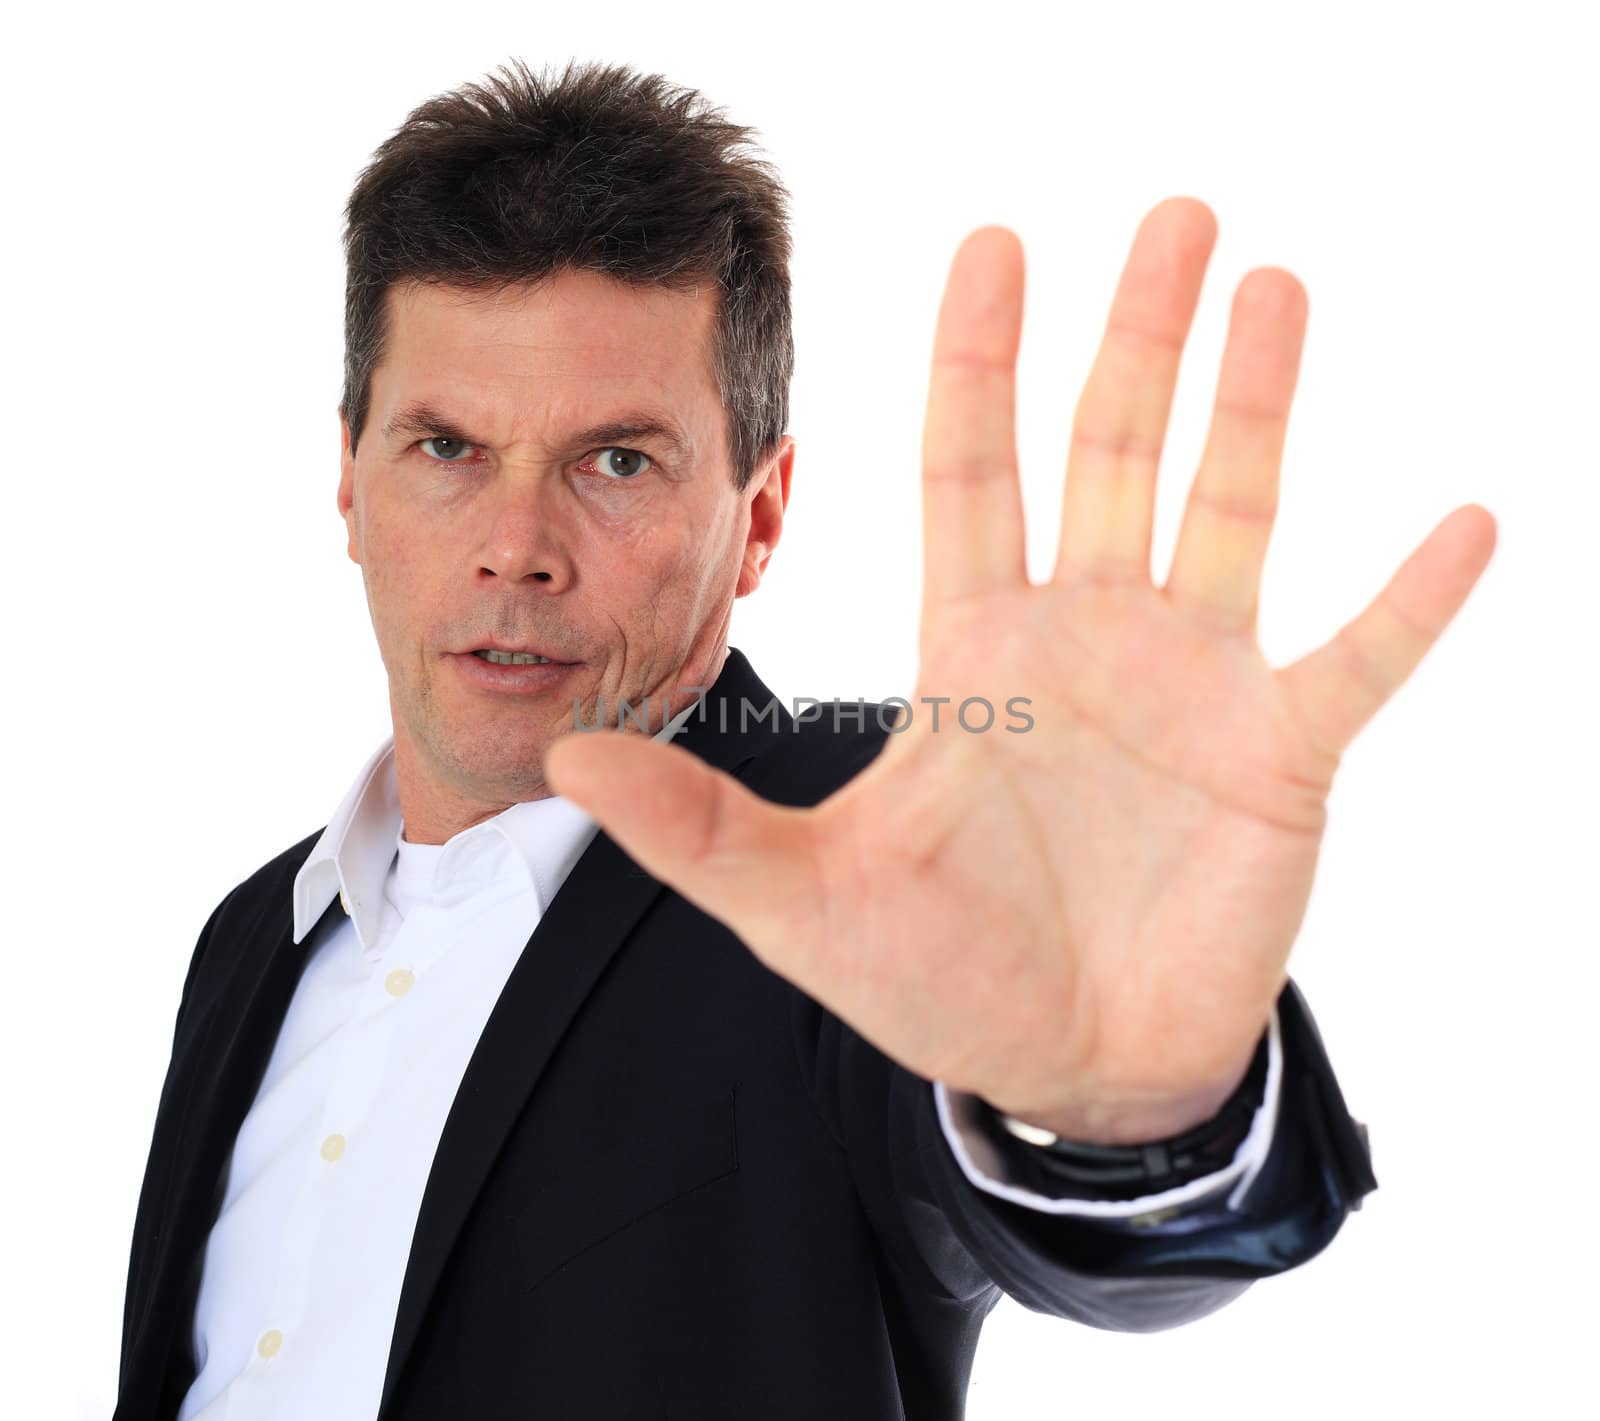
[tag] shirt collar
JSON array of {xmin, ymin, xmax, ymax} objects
[{"xmin": 292, "ymin": 696, "xmax": 702, "ymax": 953}]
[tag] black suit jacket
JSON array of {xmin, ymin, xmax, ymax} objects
[{"xmin": 114, "ymin": 645, "xmax": 1377, "ymax": 1420}]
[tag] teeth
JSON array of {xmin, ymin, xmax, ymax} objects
[{"xmin": 476, "ymin": 650, "xmax": 553, "ymax": 666}]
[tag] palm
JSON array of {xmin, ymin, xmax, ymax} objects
[
  {"xmin": 546, "ymin": 197, "xmax": 1497, "ymax": 1137},
  {"xmin": 811, "ymin": 576, "xmax": 1328, "ymax": 1116}
]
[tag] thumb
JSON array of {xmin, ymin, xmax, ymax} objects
[{"xmin": 542, "ymin": 727, "xmax": 820, "ymax": 952}]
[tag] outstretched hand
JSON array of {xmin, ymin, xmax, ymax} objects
[{"xmin": 543, "ymin": 196, "xmax": 1497, "ymax": 1144}]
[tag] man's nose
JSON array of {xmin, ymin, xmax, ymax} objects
[{"xmin": 475, "ymin": 480, "xmax": 577, "ymax": 588}]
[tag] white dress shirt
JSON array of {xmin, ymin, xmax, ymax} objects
[{"xmin": 178, "ymin": 701, "xmax": 1281, "ymax": 1419}]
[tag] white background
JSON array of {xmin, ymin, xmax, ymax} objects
[{"xmin": 4, "ymin": 1, "xmax": 1595, "ymax": 1416}]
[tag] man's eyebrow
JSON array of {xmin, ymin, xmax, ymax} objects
[
  {"xmin": 382, "ymin": 401, "xmax": 476, "ymax": 446},
  {"xmin": 381, "ymin": 401, "xmax": 693, "ymax": 461}
]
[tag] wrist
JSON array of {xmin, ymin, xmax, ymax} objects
[
  {"xmin": 1004, "ymin": 1065, "xmax": 1252, "ymax": 1147},
  {"xmin": 994, "ymin": 1032, "xmax": 1266, "ymax": 1147},
  {"xmin": 977, "ymin": 1029, "xmax": 1271, "ymax": 1200}
]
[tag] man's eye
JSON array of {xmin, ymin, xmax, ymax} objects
[
  {"xmin": 419, "ymin": 435, "xmax": 477, "ymax": 463},
  {"xmin": 592, "ymin": 447, "xmax": 653, "ymax": 479},
  {"xmin": 415, "ymin": 439, "xmax": 652, "ymax": 477}
]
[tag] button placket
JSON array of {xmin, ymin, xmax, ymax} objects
[{"xmin": 251, "ymin": 936, "xmax": 404, "ymax": 1381}]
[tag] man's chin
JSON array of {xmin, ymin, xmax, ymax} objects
[{"xmin": 420, "ymin": 720, "xmax": 559, "ymax": 785}]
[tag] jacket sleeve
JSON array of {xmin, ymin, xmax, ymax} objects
[{"xmin": 790, "ymin": 973, "xmax": 1377, "ymax": 1332}]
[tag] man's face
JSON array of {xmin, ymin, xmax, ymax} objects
[{"xmin": 338, "ymin": 269, "xmax": 791, "ymax": 826}]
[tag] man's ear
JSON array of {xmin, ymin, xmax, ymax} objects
[
  {"xmin": 338, "ymin": 410, "xmax": 360, "ymax": 566},
  {"xmin": 736, "ymin": 435, "xmax": 795, "ymax": 598}
]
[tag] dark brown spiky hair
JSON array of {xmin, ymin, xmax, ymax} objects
[{"xmin": 338, "ymin": 57, "xmax": 795, "ymax": 493}]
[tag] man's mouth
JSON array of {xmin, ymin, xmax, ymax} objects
[
  {"xmin": 473, "ymin": 649, "xmax": 557, "ymax": 666},
  {"xmin": 452, "ymin": 649, "xmax": 580, "ymax": 691}
]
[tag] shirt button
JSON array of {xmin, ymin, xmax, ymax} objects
[
  {"xmin": 385, "ymin": 969, "xmax": 415, "ymax": 997},
  {"xmin": 339, "ymin": 889, "xmax": 352, "ymax": 915},
  {"xmin": 321, "ymin": 1133, "xmax": 346, "ymax": 1162},
  {"xmin": 258, "ymin": 1329, "xmax": 283, "ymax": 1359}
]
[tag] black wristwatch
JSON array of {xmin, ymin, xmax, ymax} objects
[{"xmin": 979, "ymin": 1029, "xmax": 1272, "ymax": 1202}]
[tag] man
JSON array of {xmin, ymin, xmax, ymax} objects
[{"xmin": 113, "ymin": 56, "xmax": 1495, "ymax": 1421}]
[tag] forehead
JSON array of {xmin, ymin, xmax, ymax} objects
[{"xmin": 374, "ymin": 269, "xmax": 722, "ymax": 436}]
